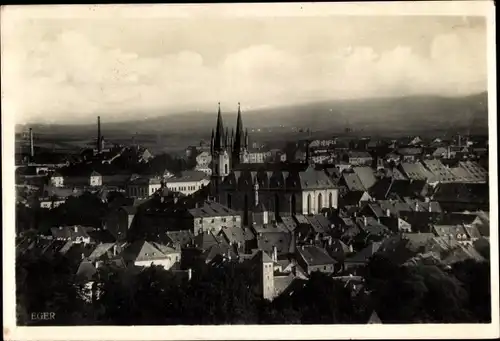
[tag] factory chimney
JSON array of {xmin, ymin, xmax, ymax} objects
[
  {"xmin": 29, "ymin": 128, "xmax": 34, "ymax": 160},
  {"xmin": 97, "ymin": 116, "xmax": 102, "ymax": 153}
]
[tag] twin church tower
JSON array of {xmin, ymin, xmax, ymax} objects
[{"xmin": 210, "ymin": 102, "xmax": 250, "ymax": 179}]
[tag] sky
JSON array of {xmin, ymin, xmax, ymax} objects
[{"xmin": 1, "ymin": 5, "xmax": 489, "ymax": 124}]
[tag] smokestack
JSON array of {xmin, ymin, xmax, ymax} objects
[
  {"xmin": 97, "ymin": 116, "xmax": 101, "ymax": 153},
  {"xmin": 29, "ymin": 128, "xmax": 34, "ymax": 160}
]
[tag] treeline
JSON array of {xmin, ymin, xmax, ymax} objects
[{"xmin": 16, "ymin": 251, "xmax": 490, "ymax": 326}]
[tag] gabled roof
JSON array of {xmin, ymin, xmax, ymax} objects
[
  {"xmin": 298, "ymin": 165, "xmax": 336, "ymax": 190},
  {"xmin": 121, "ymin": 240, "xmax": 166, "ymax": 262},
  {"xmin": 341, "ymin": 172, "xmax": 366, "ymax": 191},
  {"xmin": 219, "ymin": 226, "xmax": 247, "ymax": 245},
  {"xmin": 166, "ymin": 230, "xmax": 194, "ymax": 247},
  {"xmin": 194, "ymin": 231, "xmax": 220, "ymax": 251},
  {"xmin": 88, "ymin": 243, "xmax": 115, "ymax": 261},
  {"xmin": 352, "ymin": 166, "xmax": 377, "ymax": 190},
  {"xmin": 297, "ymin": 245, "xmax": 336, "ymax": 266},
  {"xmin": 367, "ymin": 311, "xmax": 382, "ymax": 324},
  {"xmin": 188, "ymin": 201, "xmax": 238, "ymax": 218},
  {"xmin": 165, "ymin": 170, "xmax": 209, "ymax": 183},
  {"xmin": 345, "ymin": 241, "xmax": 382, "ymax": 264}
]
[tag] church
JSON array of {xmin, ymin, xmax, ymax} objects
[{"xmin": 209, "ymin": 103, "xmax": 339, "ymax": 226}]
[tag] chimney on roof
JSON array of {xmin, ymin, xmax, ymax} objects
[
  {"xmin": 328, "ymin": 236, "xmax": 333, "ymax": 246},
  {"xmin": 415, "ymin": 202, "xmax": 419, "ymax": 211},
  {"xmin": 428, "ymin": 203, "xmax": 432, "ymax": 213},
  {"xmin": 349, "ymin": 244, "xmax": 353, "ymax": 253},
  {"xmin": 188, "ymin": 268, "xmax": 192, "ymax": 281},
  {"xmin": 81, "ymin": 253, "xmax": 85, "ymax": 260},
  {"xmin": 272, "ymin": 246, "xmax": 278, "ymax": 262},
  {"xmin": 29, "ymin": 128, "xmax": 34, "ymax": 160},
  {"xmin": 113, "ymin": 244, "xmax": 117, "ymax": 256},
  {"xmin": 364, "ymin": 216, "xmax": 367, "ymax": 226},
  {"xmin": 386, "ymin": 209, "xmax": 391, "ymax": 217},
  {"xmin": 74, "ymin": 226, "xmax": 78, "ymax": 233}
]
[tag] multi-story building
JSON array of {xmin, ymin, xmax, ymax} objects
[{"xmin": 164, "ymin": 171, "xmax": 210, "ymax": 196}]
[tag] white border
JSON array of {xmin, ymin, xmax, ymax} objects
[{"xmin": 2, "ymin": 2, "xmax": 498, "ymax": 340}]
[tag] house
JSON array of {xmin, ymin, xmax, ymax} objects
[
  {"xmin": 253, "ymin": 223, "xmax": 292, "ymax": 256},
  {"xmin": 340, "ymin": 172, "xmax": 366, "ymax": 192},
  {"xmin": 344, "ymin": 241, "xmax": 382, "ymax": 269},
  {"xmin": 120, "ymin": 240, "xmax": 181, "ymax": 270},
  {"xmin": 352, "ymin": 166, "xmax": 377, "ymax": 190},
  {"xmin": 431, "ymin": 183, "xmax": 489, "ymax": 211},
  {"xmin": 397, "ymin": 147, "xmax": 423, "ymax": 162},
  {"xmin": 346, "ymin": 151, "xmax": 373, "ymax": 166},
  {"xmin": 126, "ymin": 176, "xmax": 163, "ymax": 198},
  {"xmin": 89, "ymin": 171, "xmax": 102, "ymax": 187},
  {"xmin": 399, "ymin": 162, "xmax": 433, "ymax": 181},
  {"xmin": 50, "ymin": 226, "xmax": 91, "ymax": 244},
  {"xmin": 432, "ymin": 224, "xmax": 472, "ymax": 246},
  {"xmin": 188, "ymin": 200, "xmax": 242, "ymax": 236},
  {"xmin": 164, "ymin": 170, "xmax": 210, "ymax": 196},
  {"xmin": 296, "ymin": 245, "xmax": 337, "ymax": 275},
  {"xmin": 39, "ymin": 196, "xmax": 66, "ymax": 209},
  {"xmin": 355, "ymin": 216, "xmax": 390, "ymax": 239},
  {"xmin": 50, "ymin": 172, "xmax": 64, "ymax": 187},
  {"xmin": 421, "ymin": 159, "xmax": 457, "ymax": 183}
]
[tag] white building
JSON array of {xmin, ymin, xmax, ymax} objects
[
  {"xmin": 165, "ymin": 170, "xmax": 210, "ymax": 196},
  {"xmin": 120, "ymin": 240, "xmax": 181, "ymax": 270},
  {"xmin": 127, "ymin": 176, "xmax": 163, "ymax": 198}
]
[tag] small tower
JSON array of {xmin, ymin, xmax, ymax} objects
[{"xmin": 253, "ymin": 250, "xmax": 275, "ymax": 301}]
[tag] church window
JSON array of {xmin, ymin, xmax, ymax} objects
[
  {"xmin": 307, "ymin": 194, "xmax": 312, "ymax": 214},
  {"xmin": 225, "ymin": 164, "xmax": 228, "ymax": 174},
  {"xmin": 329, "ymin": 192, "xmax": 333, "ymax": 208}
]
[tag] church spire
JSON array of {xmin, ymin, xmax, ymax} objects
[
  {"xmin": 234, "ymin": 102, "xmax": 244, "ymax": 153},
  {"xmin": 214, "ymin": 102, "xmax": 225, "ymax": 152}
]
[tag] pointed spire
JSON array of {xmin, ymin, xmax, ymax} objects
[
  {"xmin": 225, "ymin": 127, "xmax": 229, "ymax": 149},
  {"xmin": 245, "ymin": 128, "xmax": 249, "ymax": 149},
  {"xmin": 214, "ymin": 102, "xmax": 225, "ymax": 152},
  {"xmin": 234, "ymin": 102, "xmax": 244, "ymax": 152}
]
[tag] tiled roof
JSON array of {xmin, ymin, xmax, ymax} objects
[
  {"xmin": 51, "ymin": 225, "xmax": 90, "ymax": 240},
  {"xmin": 399, "ymin": 163, "xmax": 432, "ymax": 181},
  {"xmin": 166, "ymin": 230, "xmax": 194, "ymax": 247},
  {"xmin": 297, "ymin": 245, "xmax": 336, "ymax": 266},
  {"xmin": 219, "ymin": 226, "xmax": 247, "ymax": 245},
  {"xmin": 188, "ymin": 201, "xmax": 238, "ymax": 218},
  {"xmin": 352, "ymin": 167, "xmax": 377, "ymax": 189},
  {"xmin": 88, "ymin": 243, "xmax": 115, "ymax": 261},
  {"xmin": 298, "ymin": 165, "xmax": 336, "ymax": 190},
  {"xmin": 165, "ymin": 170, "xmax": 209, "ymax": 183},
  {"xmin": 345, "ymin": 241, "xmax": 382, "ymax": 263},
  {"xmin": 342, "ymin": 173, "xmax": 366, "ymax": 191},
  {"xmin": 303, "ymin": 214, "xmax": 330, "ymax": 233},
  {"xmin": 121, "ymin": 240, "xmax": 168, "ymax": 262}
]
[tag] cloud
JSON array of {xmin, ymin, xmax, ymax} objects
[{"xmin": 2, "ymin": 25, "xmax": 487, "ymax": 124}]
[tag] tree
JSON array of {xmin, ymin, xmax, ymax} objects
[
  {"xmin": 364, "ymin": 256, "xmax": 472, "ymax": 323},
  {"xmin": 451, "ymin": 259, "xmax": 491, "ymax": 322},
  {"xmin": 16, "ymin": 252, "xmax": 88, "ymax": 325}
]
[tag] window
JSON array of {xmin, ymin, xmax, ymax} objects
[{"xmin": 222, "ymin": 218, "xmax": 226, "ymax": 222}]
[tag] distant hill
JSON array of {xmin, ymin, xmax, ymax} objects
[{"xmin": 17, "ymin": 92, "xmax": 488, "ymax": 137}]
